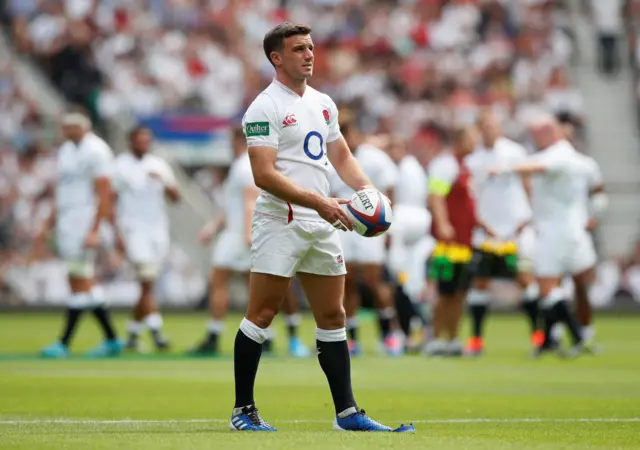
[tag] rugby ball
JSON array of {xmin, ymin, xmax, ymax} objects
[{"xmin": 345, "ymin": 188, "xmax": 393, "ymax": 237}]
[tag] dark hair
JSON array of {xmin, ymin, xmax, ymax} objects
[
  {"xmin": 128, "ymin": 125, "xmax": 151, "ymax": 142},
  {"xmin": 263, "ymin": 22, "xmax": 312, "ymax": 67}
]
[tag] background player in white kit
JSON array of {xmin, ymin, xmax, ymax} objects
[
  {"xmin": 555, "ymin": 113, "xmax": 608, "ymax": 350},
  {"xmin": 464, "ymin": 110, "xmax": 541, "ymax": 356},
  {"xmin": 190, "ymin": 127, "xmax": 311, "ymax": 358},
  {"xmin": 39, "ymin": 112, "xmax": 123, "ymax": 358},
  {"xmin": 386, "ymin": 137, "xmax": 433, "ymax": 347},
  {"xmin": 489, "ymin": 115, "xmax": 591, "ymax": 357},
  {"xmin": 229, "ymin": 23, "xmax": 412, "ymax": 432},
  {"xmin": 328, "ymin": 115, "xmax": 401, "ymax": 356},
  {"xmin": 111, "ymin": 126, "xmax": 178, "ymax": 352}
]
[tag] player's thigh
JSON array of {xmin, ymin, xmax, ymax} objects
[
  {"xmin": 297, "ymin": 272, "xmax": 346, "ymax": 329},
  {"xmin": 212, "ymin": 229, "xmax": 251, "ymax": 272},
  {"xmin": 359, "ymin": 263, "xmax": 383, "ymax": 288},
  {"xmin": 246, "ymin": 272, "xmax": 291, "ymax": 328},
  {"xmin": 211, "ymin": 266, "xmax": 233, "ymax": 291},
  {"xmin": 251, "ymin": 214, "xmax": 310, "ymax": 278},
  {"xmin": 437, "ymin": 262, "xmax": 472, "ymax": 297},
  {"xmin": 56, "ymin": 226, "xmax": 95, "ymax": 281}
]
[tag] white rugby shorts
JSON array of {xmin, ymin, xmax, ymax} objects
[
  {"xmin": 340, "ymin": 231, "xmax": 386, "ymax": 265},
  {"xmin": 534, "ymin": 227, "xmax": 597, "ymax": 278},
  {"xmin": 55, "ymin": 209, "xmax": 96, "ymax": 277},
  {"xmin": 387, "ymin": 205, "xmax": 431, "ymax": 276},
  {"xmin": 212, "ymin": 228, "xmax": 251, "ymax": 272},
  {"xmin": 251, "ymin": 212, "xmax": 347, "ymax": 277},
  {"xmin": 122, "ymin": 226, "xmax": 169, "ymax": 279}
]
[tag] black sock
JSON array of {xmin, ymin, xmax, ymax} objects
[
  {"xmin": 394, "ymin": 285, "xmax": 413, "ymax": 337},
  {"xmin": 206, "ymin": 331, "xmax": 219, "ymax": 346},
  {"xmin": 522, "ymin": 299, "xmax": 540, "ymax": 333},
  {"xmin": 233, "ymin": 329, "xmax": 263, "ymax": 408},
  {"xmin": 553, "ymin": 300, "xmax": 583, "ymax": 345},
  {"xmin": 470, "ymin": 304, "xmax": 488, "ymax": 338},
  {"xmin": 150, "ymin": 329, "xmax": 166, "ymax": 345},
  {"xmin": 541, "ymin": 306, "xmax": 558, "ymax": 348},
  {"xmin": 347, "ymin": 323, "xmax": 358, "ymax": 342},
  {"xmin": 92, "ymin": 306, "xmax": 117, "ymax": 340},
  {"xmin": 378, "ymin": 311, "xmax": 392, "ymax": 340},
  {"xmin": 316, "ymin": 338, "xmax": 357, "ymax": 414},
  {"xmin": 60, "ymin": 308, "xmax": 83, "ymax": 346},
  {"xmin": 287, "ymin": 324, "xmax": 297, "ymax": 339}
]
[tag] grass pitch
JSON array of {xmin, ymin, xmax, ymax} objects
[{"xmin": 0, "ymin": 312, "xmax": 639, "ymax": 449}]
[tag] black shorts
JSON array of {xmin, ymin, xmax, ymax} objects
[
  {"xmin": 429, "ymin": 260, "xmax": 473, "ymax": 296},
  {"xmin": 473, "ymin": 250, "xmax": 518, "ymax": 280}
]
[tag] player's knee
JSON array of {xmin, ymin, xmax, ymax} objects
[
  {"xmin": 250, "ymin": 307, "xmax": 278, "ymax": 329},
  {"xmin": 473, "ymin": 278, "xmax": 491, "ymax": 290},
  {"xmin": 315, "ymin": 305, "xmax": 346, "ymax": 329}
]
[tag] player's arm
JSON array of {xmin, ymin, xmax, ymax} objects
[
  {"xmin": 490, "ymin": 160, "xmax": 547, "ymax": 176},
  {"xmin": 199, "ymin": 213, "xmax": 225, "ymax": 244},
  {"xmin": 36, "ymin": 204, "xmax": 56, "ymax": 241},
  {"xmin": 428, "ymin": 177, "xmax": 454, "ymax": 240},
  {"xmin": 327, "ymin": 136, "xmax": 373, "ymax": 191},
  {"xmin": 586, "ymin": 161, "xmax": 608, "ymax": 230}
]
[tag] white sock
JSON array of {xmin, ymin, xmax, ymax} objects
[
  {"xmin": 582, "ymin": 325, "xmax": 595, "ymax": 341},
  {"xmin": 551, "ymin": 323, "xmax": 565, "ymax": 341},
  {"xmin": 128, "ymin": 321, "xmax": 143, "ymax": 335},
  {"xmin": 378, "ymin": 307, "xmax": 396, "ymax": 319},
  {"xmin": 239, "ymin": 317, "xmax": 267, "ymax": 344},
  {"xmin": 266, "ymin": 327, "xmax": 276, "ymax": 340},
  {"xmin": 207, "ymin": 320, "xmax": 224, "ymax": 334},
  {"xmin": 144, "ymin": 312, "xmax": 163, "ymax": 331},
  {"xmin": 285, "ymin": 314, "xmax": 301, "ymax": 327},
  {"xmin": 315, "ymin": 327, "xmax": 347, "ymax": 342},
  {"xmin": 467, "ymin": 289, "xmax": 491, "ymax": 306},
  {"xmin": 337, "ymin": 406, "xmax": 358, "ymax": 418}
]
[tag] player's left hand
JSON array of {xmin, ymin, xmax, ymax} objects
[
  {"xmin": 586, "ymin": 218, "xmax": 598, "ymax": 231},
  {"xmin": 83, "ymin": 230, "xmax": 100, "ymax": 249}
]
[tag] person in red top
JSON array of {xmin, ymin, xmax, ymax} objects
[{"xmin": 425, "ymin": 126, "xmax": 488, "ymax": 356}]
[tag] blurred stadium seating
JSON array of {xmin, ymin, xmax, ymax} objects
[{"xmin": 0, "ymin": 0, "xmax": 638, "ymax": 310}]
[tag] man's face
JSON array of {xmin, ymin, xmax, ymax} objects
[
  {"xmin": 62, "ymin": 124, "xmax": 85, "ymax": 142},
  {"xmin": 478, "ymin": 114, "xmax": 500, "ymax": 144},
  {"xmin": 278, "ymin": 34, "xmax": 314, "ymax": 81},
  {"xmin": 132, "ymin": 129, "xmax": 152, "ymax": 154}
]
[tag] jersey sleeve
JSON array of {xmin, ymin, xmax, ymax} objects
[
  {"xmin": 586, "ymin": 158, "xmax": 603, "ymax": 189},
  {"xmin": 158, "ymin": 159, "xmax": 178, "ymax": 187},
  {"xmin": 242, "ymin": 95, "xmax": 281, "ymax": 149},
  {"xmin": 325, "ymin": 97, "xmax": 341, "ymax": 143},
  {"xmin": 532, "ymin": 149, "xmax": 567, "ymax": 173},
  {"xmin": 90, "ymin": 144, "xmax": 114, "ymax": 180},
  {"xmin": 428, "ymin": 155, "xmax": 459, "ymax": 196}
]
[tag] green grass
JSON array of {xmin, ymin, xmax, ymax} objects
[{"xmin": 0, "ymin": 312, "xmax": 639, "ymax": 449}]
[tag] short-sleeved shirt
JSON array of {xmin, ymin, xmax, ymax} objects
[
  {"xmin": 242, "ymin": 79, "xmax": 341, "ymax": 222},
  {"xmin": 574, "ymin": 152, "xmax": 603, "ymax": 226},
  {"xmin": 113, "ymin": 152, "xmax": 176, "ymax": 231},
  {"xmin": 529, "ymin": 140, "xmax": 591, "ymax": 231},
  {"xmin": 55, "ymin": 132, "xmax": 113, "ymax": 216},
  {"xmin": 394, "ymin": 154, "xmax": 428, "ymax": 208},
  {"xmin": 465, "ymin": 137, "xmax": 532, "ymax": 239}
]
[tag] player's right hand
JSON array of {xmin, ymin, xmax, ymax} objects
[
  {"xmin": 316, "ymin": 197, "xmax": 353, "ymax": 231},
  {"xmin": 437, "ymin": 222, "xmax": 455, "ymax": 241},
  {"xmin": 198, "ymin": 226, "xmax": 215, "ymax": 244},
  {"xmin": 83, "ymin": 229, "xmax": 100, "ymax": 249}
]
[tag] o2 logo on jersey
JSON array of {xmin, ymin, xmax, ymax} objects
[{"xmin": 304, "ymin": 131, "xmax": 324, "ymax": 161}]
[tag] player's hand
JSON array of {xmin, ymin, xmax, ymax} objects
[
  {"xmin": 479, "ymin": 221, "xmax": 497, "ymax": 238},
  {"xmin": 148, "ymin": 172, "xmax": 165, "ymax": 184},
  {"xmin": 316, "ymin": 197, "xmax": 353, "ymax": 231},
  {"xmin": 437, "ymin": 222, "xmax": 455, "ymax": 241},
  {"xmin": 244, "ymin": 231, "xmax": 252, "ymax": 247},
  {"xmin": 586, "ymin": 218, "xmax": 598, "ymax": 231},
  {"xmin": 83, "ymin": 229, "xmax": 100, "ymax": 249},
  {"xmin": 198, "ymin": 224, "xmax": 216, "ymax": 244}
]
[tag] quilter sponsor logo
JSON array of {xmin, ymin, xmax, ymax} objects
[{"xmin": 245, "ymin": 122, "xmax": 270, "ymax": 137}]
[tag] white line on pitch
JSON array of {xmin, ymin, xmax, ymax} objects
[{"xmin": 0, "ymin": 418, "xmax": 638, "ymax": 425}]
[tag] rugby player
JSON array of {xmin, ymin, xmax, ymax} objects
[
  {"xmin": 39, "ymin": 112, "xmax": 123, "ymax": 358},
  {"xmin": 111, "ymin": 126, "xmax": 177, "ymax": 352},
  {"xmin": 229, "ymin": 23, "xmax": 412, "ymax": 432}
]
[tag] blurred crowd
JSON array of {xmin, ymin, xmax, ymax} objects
[{"xmin": 0, "ymin": 0, "xmax": 639, "ymax": 308}]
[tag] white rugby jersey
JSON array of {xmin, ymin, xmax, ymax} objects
[
  {"xmin": 465, "ymin": 137, "xmax": 532, "ymax": 238},
  {"xmin": 574, "ymin": 152, "xmax": 603, "ymax": 226},
  {"xmin": 529, "ymin": 140, "xmax": 590, "ymax": 231},
  {"xmin": 113, "ymin": 152, "xmax": 176, "ymax": 231},
  {"xmin": 394, "ymin": 154, "xmax": 428, "ymax": 208},
  {"xmin": 222, "ymin": 152, "xmax": 254, "ymax": 231},
  {"xmin": 55, "ymin": 132, "xmax": 113, "ymax": 215},
  {"xmin": 329, "ymin": 143, "xmax": 398, "ymax": 199},
  {"xmin": 242, "ymin": 79, "xmax": 341, "ymax": 222}
]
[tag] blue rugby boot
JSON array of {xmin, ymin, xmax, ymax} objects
[
  {"xmin": 41, "ymin": 341, "xmax": 69, "ymax": 358},
  {"xmin": 229, "ymin": 405, "xmax": 277, "ymax": 431}
]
